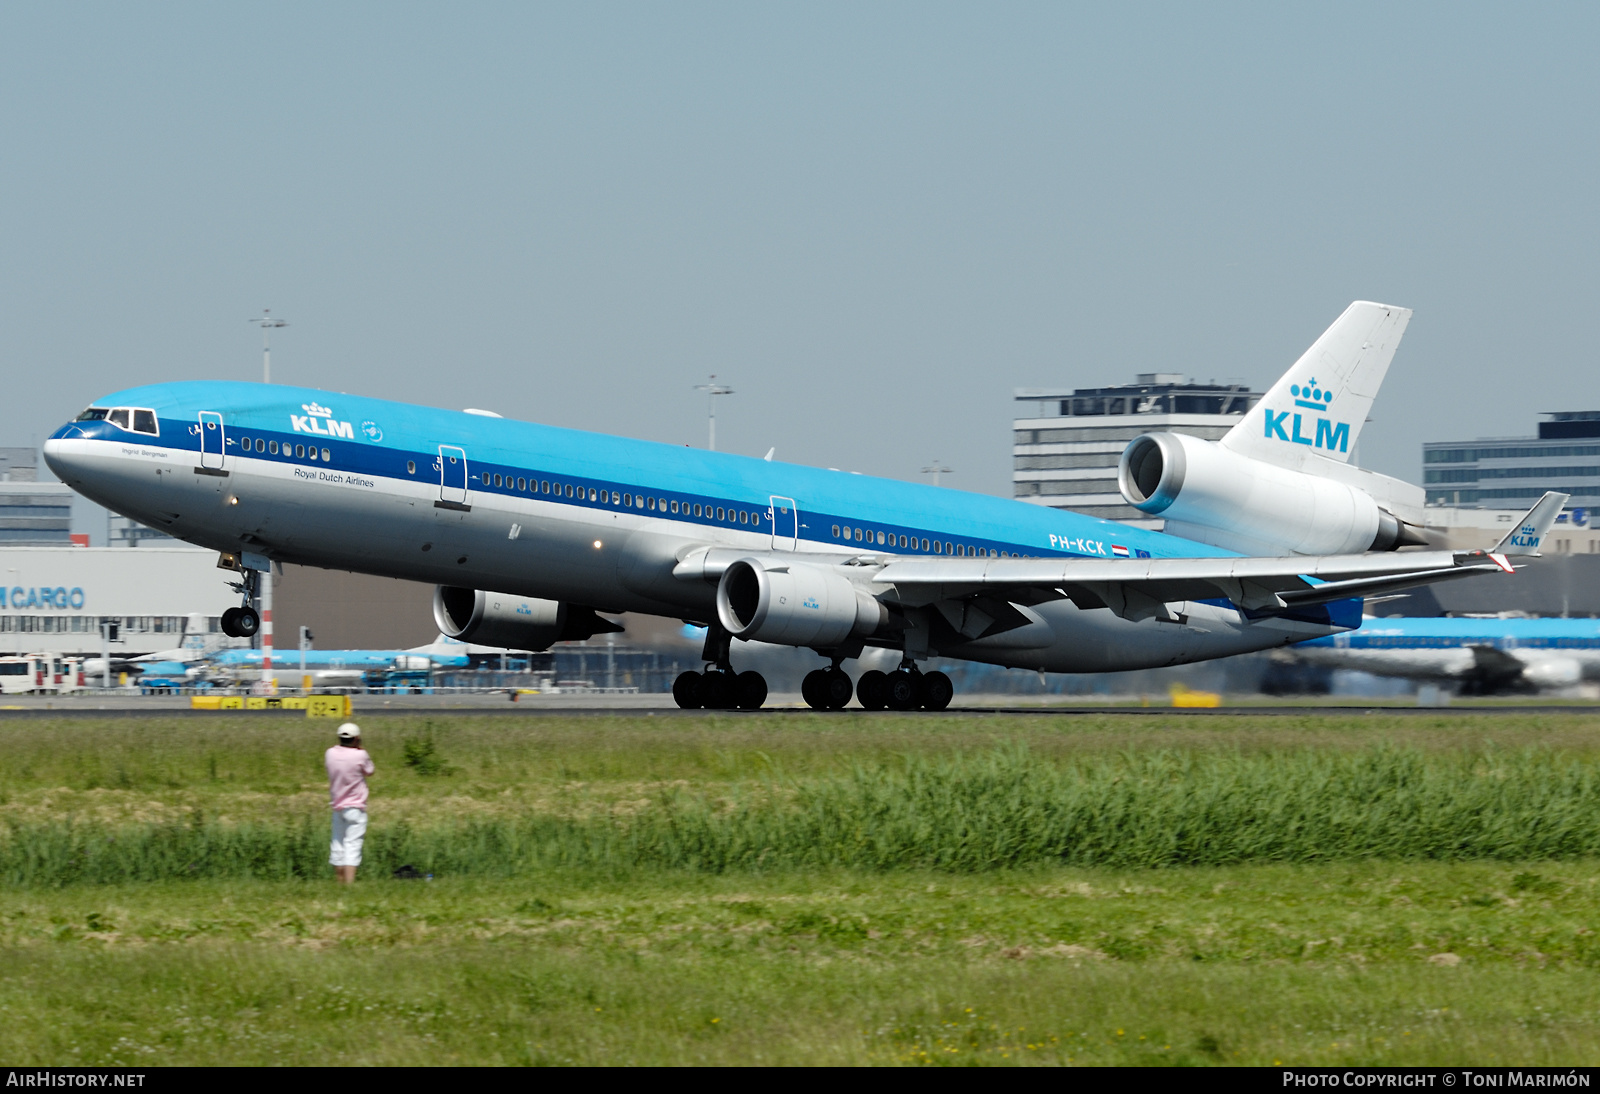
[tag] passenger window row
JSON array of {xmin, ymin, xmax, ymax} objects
[
  {"xmin": 237, "ymin": 436, "xmax": 332, "ymax": 463},
  {"xmin": 828, "ymin": 523, "xmax": 1033, "ymax": 559},
  {"xmin": 470, "ymin": 469, "xmax": 769, "ymax": 527}
]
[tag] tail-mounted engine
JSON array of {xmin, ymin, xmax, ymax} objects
[
  {"xmin": 1118, "ymin": 432, "xmax": 1423, "ymax": 556},
  {"xmin": 433, "ymin": 586, "xmax": 621, "ymax": 650}
]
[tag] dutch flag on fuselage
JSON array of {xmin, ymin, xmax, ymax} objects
[{"xmin": 1111, "ymin": 544, "xmax": 1130, "ymax": 557}]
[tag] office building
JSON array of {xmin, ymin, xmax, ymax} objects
[
  {"xmin": 1424, "ymin": 412, "xmax": 1600, "ymax": 510},
  {"xmin": 0, "ymin": 447, "xmax": 73, "ymax": 546},
  {"xmin": 1012, "ymin": 375, "xmax": 1261, "ymax": 522}
]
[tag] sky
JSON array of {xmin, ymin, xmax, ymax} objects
[{"xmin": 2, "ymin": 3, "xmax": 1597, "ymax": 536}]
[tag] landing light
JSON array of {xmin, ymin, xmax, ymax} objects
[
  {"xmin": 593, "ymin": 540, "xmax": 603, "ymax": 549},
  {"xmin": 228, "ymin": 496, "xmax": 239, "ymax": 506}
]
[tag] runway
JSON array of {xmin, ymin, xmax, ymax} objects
[{"xmin": 3, "ymin": 694, "xmax": 1599, "ymax": 717}]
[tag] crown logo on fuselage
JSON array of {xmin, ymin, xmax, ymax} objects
[{"xmin": 302, "ymin": 402, "xmax": 333, "ymax": 417}]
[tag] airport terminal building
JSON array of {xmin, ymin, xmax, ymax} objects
[{"xmin": 0, "ymin": 547, "xmax": 241, "ymax": 656}]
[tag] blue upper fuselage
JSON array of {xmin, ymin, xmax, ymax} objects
[
  {"xmin": 1297, "ymin": 617, "xmax": 1600, "ymax": 651},
  {"xmin": 52, "ymin": 379, "xmax": 1237, "ymax": 562}
]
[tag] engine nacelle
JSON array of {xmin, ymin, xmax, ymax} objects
[
  {"xmin": 433, "ymin": 587, "xmax": 619, "ymax": 650},
  {"xmin": 716, "ymin": 558, "xmax": 886, "ymax": 648},
  {"xmin": 1118, "ymin": 432, "xmax": 1410, "ymax": 556}
]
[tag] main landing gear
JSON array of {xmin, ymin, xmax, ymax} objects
[
  {"xmin": 672, "ymin": 668, "xmax": 769, "ymax": 710},
  {"xmin": 808, "ymin": 664, "xmax": 953, "ymax": 712},
  {"xmin": 667, "ymin": 625, "xmax": 956, "ymax": 712},
  {"xmin": 220, "ymin": 567, "xmax": 262, "ymax": 639},
  {"xmin": 673, "ymin": 622, "xmax": 769, "ymax": 710}
]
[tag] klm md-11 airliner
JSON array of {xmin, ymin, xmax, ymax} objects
[{"xmin": 43, "ymin": 302, "xmax": 1562, "ymax": 710}]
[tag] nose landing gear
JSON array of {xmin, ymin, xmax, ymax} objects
[
  {"xmin": 221, "ymin": 605, "xmax": 260, "ymax": 639},
  {"xmin": 221, "ymin": 566, "xmax": 262, "ymax": 638}
]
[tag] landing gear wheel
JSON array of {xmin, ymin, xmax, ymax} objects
[
  {"xmin": 672, "ymin": 670, "xmax": 704, "ymax": 709},
  {"xmin": 700, "ymin": 670, "xmax": 736, "ymax": 710},
  {"xmin": 801, "ymin": 669, "xmax": 829, "ymax": 711},
  {"xmin": 856, "ymin": 669, "xmax": 888, "ymax": 711},
  {"xmin": 735, "ymin": 671, "xmax": 768, "ymax": 710},
  {"xmin": 921, "ymin": 670, "xmax": 954, "ymax": 711},
  {"xmin": 222, "ymin": 606, "xmax": 260, "ymax": 639},
  {"xmin": 821, "ymin": 668, "xmax": 854, "ymax": 710},
  {"xmin": 885, "ymin": 669, "xmax": 920, "ymax": 711}
]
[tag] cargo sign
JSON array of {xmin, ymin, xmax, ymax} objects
[{"xmin": 1, "ymin": 586, "xmax": 86, "ymax": 610}]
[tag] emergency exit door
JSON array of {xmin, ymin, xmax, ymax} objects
[
  {"xmin": 438, "ymin": 445, "xmax": 469, "ymax": 508},
  {"xmin": 770, "ymin": 496, "xmax": 798, "ymax": 550}
]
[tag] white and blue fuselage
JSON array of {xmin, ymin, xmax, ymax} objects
[{"xmin": 44, "ymin": 380, "xmax": 1360, "ymax": 675}]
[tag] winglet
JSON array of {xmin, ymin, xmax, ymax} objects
[{"xmin": 1490, "ymin": 491, "xmax": 1569, "ymax": 557}]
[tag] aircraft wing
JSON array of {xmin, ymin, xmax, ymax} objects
[
  {"xmin": 872, "ymin": 493, "xmax": 1567, "ymax": 623},
  {"xmin": 873, "ymin": 549, "xmax": 1497, "ymax": 619}
]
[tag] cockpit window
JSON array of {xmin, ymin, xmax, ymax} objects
[{"xmin": 98, "ymin": 407, "xmax": 159, "ymax": 435}]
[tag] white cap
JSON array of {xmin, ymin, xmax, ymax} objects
[{"xmin": 336, "ymin": 722, "xmax": 361, "ymax": 739}]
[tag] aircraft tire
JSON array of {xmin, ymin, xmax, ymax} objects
[
  {"xmin": 735, "ymin": 670, "xmax": 768, "ymax": 710},
  {"xmin": 885, "ymin": 669, "xmax": 919, "ymax": 711},
  {"xmin": 921, "ymin": 671, "xmax": 954, "ymax": 711},
  {"xmin": 233, "ymin": 606, "xmax": 261, "ymax": 639},
  {"xmin": 220, "ymin": 607, "xmax": 243, "ymax": 638},
  {"xmin": 672, "ymin": 671, "xmax": 704, "ymax": 709},
  {"xmin": 801, "ymin": 669, "xmax": 828, "ymax": 710},
  {"xmin": 821, "ymin": 668, "xmax": 853, "ymax": 710},
  {"xmin": 700, "ymin": 670, "xmax": 736, "ymax": 710},
  {"xmin": 856, "ymin": 669, "xmax": 889, "ymax": 711}
]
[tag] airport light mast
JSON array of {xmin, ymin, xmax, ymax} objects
[
  {"xmin": 249, "ymin": 310, "xmax": 287, "ymax": 384},
  {"xmin": 248, "ymin": 309, "xmax": 286, "ymax": 691},
  {"xmin": 920, "ymin": 460, "xmax": 953, "ymax": 487},
  {"xmin": 695, "ymin": 375, "xmax": 734, "ymax": 451}
]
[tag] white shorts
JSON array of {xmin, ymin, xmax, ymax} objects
[{"xmin": 330, "ymin": 807, "xmax": 368, "ymax": 867}]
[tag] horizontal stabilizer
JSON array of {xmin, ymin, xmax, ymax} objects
[{"xmin": 1491, "ymin": 491, "xmax": 1568, "ymax": 557}]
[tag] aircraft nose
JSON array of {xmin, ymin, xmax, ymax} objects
[{"xmin": 42, "ymin": 430, "xmax": 88, "ymax": 483}]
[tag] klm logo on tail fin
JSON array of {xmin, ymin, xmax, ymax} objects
[
  {"xmin": 1263, "ymin": 378, "xmax": 1349, "ymax": 454},
  {"xmin": 1509, "ymin": 524, "xmax": 1541, "ymax": 550}
]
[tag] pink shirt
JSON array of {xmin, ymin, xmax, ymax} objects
[{"xmin": 325, "ymin": 746, "xmax": 375, "ymax": 811}]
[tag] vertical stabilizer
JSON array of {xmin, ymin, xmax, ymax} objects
[{"xmin": 1223, "ymin": 301, "xmax": 1412, "ymax": 467}]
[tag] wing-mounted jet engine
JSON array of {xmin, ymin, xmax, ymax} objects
[
  {"xmin": 715, "ymin": 557, "xmax": 888, "ymax": 646},
  {"xmin": 432, "ymin": 586, "xmax": 622, "ymax": 651},
  {"xmin": 1117, "ymin": 301, "xmax": 1431, "ymax": 558}
]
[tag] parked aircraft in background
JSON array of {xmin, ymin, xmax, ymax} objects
[
  {"xmin": 1292, "ymin": 616, "xmax": 1600, "ymax": 693},
  {"xmin": 44, "ymin": 301, "xmax": 1560, "ymax": 710}
]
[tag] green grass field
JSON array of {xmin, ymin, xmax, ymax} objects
[{"xmin": 3, "ymin": 710, "xmax": 1600, "ymax": 1065}]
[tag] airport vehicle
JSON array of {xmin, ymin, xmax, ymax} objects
[
  {"xmin": 0, "ymin": 653, "xmax": 84, "ymax": 694},
  {"xmin": 1292, "ymin": 615, "xmax": 1600, "ymax": 693},
  {"xmin": 42, "ymin": 301, "xmax": 1559, "ymax": 710}
]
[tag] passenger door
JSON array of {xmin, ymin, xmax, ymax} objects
[
  {"xmin": 770, "ymin": 496, "xmax": 798, "ymax": 551},
  {"xmin": 197, "ymin": 412, "xmax": 226, "ymax": 472},
  {"xmin": 437, "ymin": 445, "xmax": 469, "ymax": 508}
]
